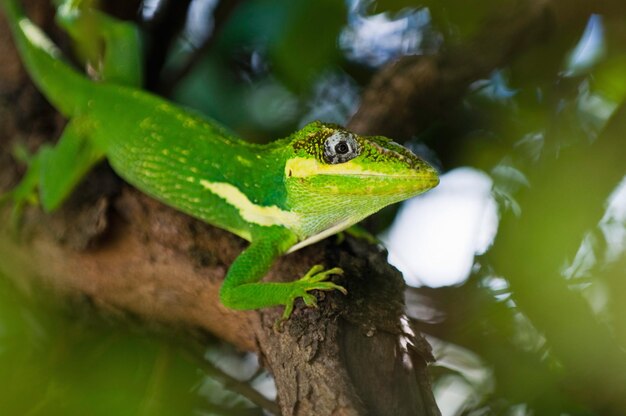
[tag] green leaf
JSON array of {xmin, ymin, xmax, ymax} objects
[{"xmin": 270, "ymin": 0, "xmax": 346, "ymax": 92}]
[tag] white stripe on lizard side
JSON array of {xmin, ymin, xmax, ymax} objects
[{"xmin": 199, "ymin": 180, "xmax": 301, "ymax": 229}]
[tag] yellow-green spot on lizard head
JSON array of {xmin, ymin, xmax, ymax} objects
[{"xmin": 282, "ymin": 121, "xmax": 439, "ymax": 248}]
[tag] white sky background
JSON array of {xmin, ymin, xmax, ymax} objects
[{"xmin": 383, "ymin": 168, "xmax": 499, "ymax": 288}]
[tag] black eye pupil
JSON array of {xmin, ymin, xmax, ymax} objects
[
  {"xmin": 323, "ymin": 133, "xmax": 359, "ymax": 164},
  {"xmin": 335, "ymin": 142, "xmax": 349, "ymax": 154}
]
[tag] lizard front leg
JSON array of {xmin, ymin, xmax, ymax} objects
[{"xmin": 219, "ymin": 227, "xmax": 347, "ymax": 322}]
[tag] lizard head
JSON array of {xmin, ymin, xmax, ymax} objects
[{"xmin": 283, "ymin": 121, "xmax": 439, "ymax": 232}]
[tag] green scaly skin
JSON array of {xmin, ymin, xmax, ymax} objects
[{"xmin": 0, "ymin": 0, "xmax": 439, "ymax": 322}]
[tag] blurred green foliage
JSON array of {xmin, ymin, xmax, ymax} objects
[
  {"xmin": 2, "ymin": 0, "xmax": 626, "ymax": 415},
  {"xmin": 405, "ymin": 7, "xmax": 626, "ymax": 416},
  {"xmin": 270, "ymin": 0, "xmax": 345, "ymax": 92},
  {"xmin": 0, "ymin": 275, "xmax": 267, "ymax": 415},
  {"xmin": 173, "ymin": 0, "xmax": 346, "ymax": 139}
]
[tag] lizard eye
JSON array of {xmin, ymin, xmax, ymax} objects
[
  {"xmin": 323, "ymin": 132, "xmax": 359, "ymax": 164},
  {"xmin": 335, "ymin": 142, "xmax": 349, "ymax": 154}
]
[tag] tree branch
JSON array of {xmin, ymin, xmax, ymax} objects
[{"xmin": 348, "ymin": 0, "xmax": 626, "ymax": 139}]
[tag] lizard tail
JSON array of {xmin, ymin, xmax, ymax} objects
[{"xmin": 1, "ymin": 0, "xmax": 91, "ymax": 117}]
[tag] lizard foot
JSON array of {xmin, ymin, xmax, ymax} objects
[
  {"xmin": 0, "ymin": 164, "xmax": 40, "ymax": 233},
  {"xmin": 275, "ymin": 265, "xmax": 346, "ymax": 330},
  {"xmin": 1, "ymin": 142, "xmax": 42, "ymax": 233}
]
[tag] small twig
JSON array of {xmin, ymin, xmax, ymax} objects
[
  {"xmin": 138, "ymin": 344, "xmax": 173, "ymax": 416},
  {"xmin": 183, "ymin": 343, "xmax": 280, "ymax": 415},
  {"xmin": 142, "ymin": 0, "xmax": 194, "ymax": 91}
]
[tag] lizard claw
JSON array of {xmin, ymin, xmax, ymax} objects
[
  {"xmin": 278, "ymin": 265, "xmax": 347, "ymax": 325},
  {"xmin": 0, "ymin": 174, "xmax": 39, "ymax": 234}
]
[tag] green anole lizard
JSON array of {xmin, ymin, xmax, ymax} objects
[{"xmin": 0, "ymin": 0, "xmax": 439, "ymax": 321}]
